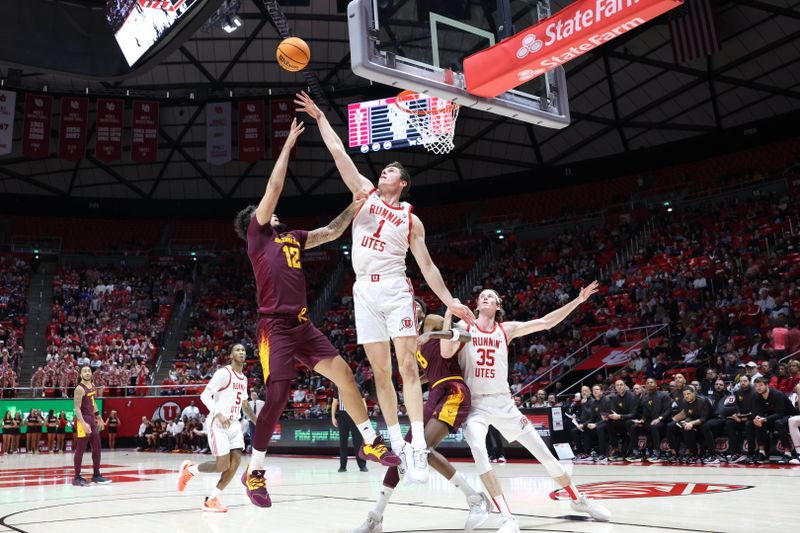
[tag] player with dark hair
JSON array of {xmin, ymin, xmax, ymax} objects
[
  {"xmin": 177, "ymin": 344, "xmax": 257, "ymax": 512},
  {"xmin": 73, "ymin": 365, "xmax": 111, "ymax": 486},
  {"xmin": 296, "ymin": 91, "xmax": 474, "ymax": 483},
  {"xmin": 752, "ymin": 377, "xmax": 799, "ymax": 464},
  {"xmin": 665, "ymin": 386, "xmax": 712, "ymax": 463},
  {"xmin": 356, "ymin": 298, "xmax": 491, "ymax": 533},
  {"xmin": 725, "ymin": 374, "xmax": 756, "ymax": 463},
  {"xmin": 236, "ymin": 118, "xmax": 399, "ymax": 508},
  {"xmin": 625, "ymin": 377, "xmax": 671, "ymax": 462}
]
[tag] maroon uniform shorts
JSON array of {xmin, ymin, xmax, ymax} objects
[
  {"xmin": 424, "ymin": 377, "xmax": 471, "ymax": 432},
  {"xmin": 257, "ymin": 315, "xmax": 339, "ymax": 383}
]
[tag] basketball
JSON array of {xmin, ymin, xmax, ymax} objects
[{"xmin": 277, "ymin": 37, "xmax": 310, "ymax": 72}]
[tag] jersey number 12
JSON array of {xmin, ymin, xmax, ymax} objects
[{"xmin": 282, "ymin": 246, "xmax": 301, "ymax": 269}]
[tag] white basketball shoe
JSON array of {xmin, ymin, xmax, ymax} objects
[
  {"xmin": 354, "ymin": 511, "xmax": 383, "ymax": 533},
  {"xmin": 465, "ymin": 493, "xmax": 491, "ymax": 530},
  {"xmin": 570, "ymin": 494, "xmax": 611, "ymax": 521}
]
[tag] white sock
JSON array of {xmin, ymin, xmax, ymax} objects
[
  {"xmin": 355, "ymin": 419, "xmax": 377, "ymax": 443},
  {"xmin": 209, "ymin": 487, "xmax": 221, "ymax": 499},
  {"xmin": 449, "ymin": 472, "xmax": 478, "ymax": 498},
  {"xmin": 410, "ymin": 421, "xmax": 426, "ymax": 449},
  {"xmin": 249, "ymin": 449, "xmax": 266, "ymax": 472},
  {"xmin": 492, "ymin": 495, "xmax": 513, "ymax": 518},
  {"xmin": 372, "ymin": 485, "xmax": 394, "ymax": 516},
  {"xmin": 387, "ymin": 424, "xmax": 404, "ymax": 452},
  {"xmin": 188, "ymin": 464, "xmax": 200, "ymax": 475}
]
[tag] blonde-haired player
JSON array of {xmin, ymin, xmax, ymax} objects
[
  {"xmin": 296, "ymin": 91, "xmax": 474, "ymax": 482},
  {"xmin": 442, "ymin": 284, "xmax": 610, "ymax": 532},
  {"xmin": 177, "ymin": 344, "xmax": 256, "ymax": 512}
]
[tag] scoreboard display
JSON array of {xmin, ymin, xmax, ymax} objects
[{"xmin": 347, "ymin": 94, "xmax": 430, "ymax": 153}]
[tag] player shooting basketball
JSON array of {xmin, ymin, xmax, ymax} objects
[{"xmin": 296, "ymin": 91, "xmax": 475, "ymax": 483}]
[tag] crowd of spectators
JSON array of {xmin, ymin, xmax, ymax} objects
[
  {"xmin": 0, "ymin": 256, "xmax": 30, "ymax": 394},
  {"xmin": 32, "ymin": 263, "xmax": 193, "ymax": 397}
]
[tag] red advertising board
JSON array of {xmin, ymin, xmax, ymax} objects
[
  {"xmin": 58, "ymin": 96, "xmax": 89, "ymax": 160},
  {"xmin": 102, "ymin": 396, "xmax": 207, "ymax": 437},
  {"xmin": 464, "ymin": 0, "xmax": 683, "ymax": 97},
  {"xmin": 22, "ymin": 93, "xmax": 52, "ymax": 159}
]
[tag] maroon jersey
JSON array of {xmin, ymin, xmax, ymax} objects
[
  {"xmin": 417, "ymin": 338, "xmax": 463, "ymax": 386},
  {"xmin": 247, "ymin": 217, "xmax": 309, "ymax": 315},
  {"xmin": 78, "ymin": 382, "xmax": 98, "ymax": 424}
]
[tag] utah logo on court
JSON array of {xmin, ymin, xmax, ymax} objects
[{"xmin": 550, "ymin": 481, "xmax": 752, "ymax": 500}]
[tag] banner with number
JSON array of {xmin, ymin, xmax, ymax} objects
[
  {"xmin": 22, "ymin": 93, "xmax": 52, "ymax": 159},
  {"xmin": 95, "ymin": 98, "xmax": 124, "ymax": 162},
  {"xmin": 270, "ymin": 99, "xmax": 295, "ymax": 159},
  {"xmin": 0, "ymin": 90, "xmax": 15, "ymax": 156},
  {"xmin": 238, "ymin": 100, "xmax": 264, "ymax": 162},
  {"xmin": 206, "ymin": 101, "xmax": 232, "ymax": 165},
  {"xmin": 131, "ymin": 100, "xmax": 159, "ymax": 163},
  {"xmin": 58, "ymin": 96, "xmax": 89, "ymax": 160}
]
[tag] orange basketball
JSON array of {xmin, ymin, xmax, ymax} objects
[{"xmin": 277, "ymin": 37, "xmax": 310, "ymax": 72}]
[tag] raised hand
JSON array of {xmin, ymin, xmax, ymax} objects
[
  {"xmin": 284, "ymin": 117, "xmax": 305, "ymax": 149},
  {"xmin": 294, "ymin": 91, "xmax": 322, "ymax": 120},
  {"xmin": 578, "ymin": 280, "xmax": 600, "ymax": 303},
  {"xmin": 449, "ymin": 301, "xmax": 476, "ymax": 326}
]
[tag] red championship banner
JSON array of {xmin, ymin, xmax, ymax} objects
[
  {"xmin": 464, "ymin": 0, "xmax": 684, "ymax": 98},
  {"xmin": 131, "ymin": 100, "xmax": 159, "ymax": 162},
  {"xmin": 95, "ymin": 98, "xmax": 124, "ymax": 162},
  {"xmin": 238, "ymin": 100, "xmax": 265, "ymax": 162},
  {"xmin": 0, "ymin": 90, "xmax": 16, "ymax": 156},
  {"xmin": 58, "ymin": 96, "xmax": 89, "ymax": 160},
  {"xmin": 22, "ymin": 93, "xmax": 53, "ymax": 159},
  {"xmin": 102, "ymin": 396, "xmax": 207, "ymax": 437},
  {"xmin": 270, "ymin": 99, "xmax": 295, "ymax": 159}
]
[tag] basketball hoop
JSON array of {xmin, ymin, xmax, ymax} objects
[{"xmin": 395, "ymin": 90, "xmax": 459, "ymax": 155}]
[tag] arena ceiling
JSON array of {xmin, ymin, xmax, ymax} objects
[{"xmin": 0, "ymin": 0, "xmax": 798, "ymax": 201}]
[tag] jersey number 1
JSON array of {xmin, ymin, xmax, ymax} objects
[
  {"xmin": 282, "ymin": 246, "xmax": 301, "ymax": 269},
  {"xmin": 373, "ymin": 219, "xmax": 385, "ymax": 239}
]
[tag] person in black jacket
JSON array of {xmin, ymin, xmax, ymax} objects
[
  {"xmin": 725, "ymin": 374, "xmax": 756, "ymax": 463},
  {"xmin": 666, "ymin": 386, "xmax": 713, "ymax": 463},
  {"xmin": 752, "ymin": 377, "xmax": 799, "ymax": 464},
  {"xmin": 569, "ymin": 386, "xmax": 592, "ymax": 460},
  {"xmin": 625, "ymin": 378, "xmax": 671, "ymax": 462},
  {"xmin": 573, "ymin": 385, "xmax": 611, "ymax": 462},
  {"xmin": 606, "ymin": 380, "xmax": 638, "ymax": 462},
  {"xmin": 701, "ymin": 379, "xmax": 736, "ymax": 464}
]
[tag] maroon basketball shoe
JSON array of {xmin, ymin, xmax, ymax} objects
[
  {"xmin": 358, "ymin": 435, "xmax": 401, "ymax": 467},
  {"xmin": 241, "ymin": 469, "xmax": 271, "ymax": 507}
]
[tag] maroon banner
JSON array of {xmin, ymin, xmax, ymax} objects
[
  {"xmin": 102, "ymin": 396, "xmax": 207, "ymax": 437},
  {"xmin": 238, "ymin": 100, "xmax": 264, "ymax": 162},
  {"xmin": 58, "ymin": 96, "xmax": 89, "ymax": 160},
  {"xmin": 131, "ymin": 100, "xmax": 159, "ymax": 163},
  {"xmin": 270, "ymin": 99, "xmax": 295, "ymax": 159},
  {"xmin": 95, "ymin": 98, "xmax": 124, "ymax": 162},
  {"xmin": 22, "ymin": 93, "xmax": 52, "ymax": 159}
]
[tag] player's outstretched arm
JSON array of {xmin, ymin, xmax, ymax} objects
[
  {"xmin": 423, "ymin": 307, "xmax": 471, "ymax": 359},
  {"xmin": 503, "ymin": 281, "xmax": 599, "ymax": 342},
  {"xmin": 409, "ymin": 215, "xmax": 475, "ymax": 325},
  {"xmin": 294, "ymin": 91, "xmax": 372, "ymax": 194},
  {"xmin": 255, "ymin": 118, "xmax": 304, "ymax": 225},
  {"xmin": 304, "ymin": 190, "xmax": 368, "ymax": 250}
]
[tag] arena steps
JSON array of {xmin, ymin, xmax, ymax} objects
[{"xmin": 19, "ymin": 270, "xmax": 55, "ymax": 393}]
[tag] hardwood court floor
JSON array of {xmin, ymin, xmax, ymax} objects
[{"xmin": 0, "ymin": 451, "xmax": 796, "ymax": 533}]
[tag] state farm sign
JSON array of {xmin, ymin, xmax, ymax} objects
[{"xmin": 464, "ymin": 0, "xmax": 683, "ymax": 98}]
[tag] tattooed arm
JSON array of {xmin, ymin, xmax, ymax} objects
[{"xmin": 304, "ymin": 191, "xmax": 368, "ymax": 250}]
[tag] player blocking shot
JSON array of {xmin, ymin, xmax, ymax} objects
[
  {"xmin": 234, "ymin": 118, "xmax": 400, "ymax": 508},
  {"xmin": 177, "ymin": 344, "xmax": 256, "ymax": 512},
  {"xmin": 296, "ymin": 92, "xmax": 475, "ymax": 483},
  {"xmin": 355, "ymin": 299, "xmax": 491, "ymax": 533},
  {"xmin": 442, "ymin": 284, "xmax": 610, "ymax": 532}
]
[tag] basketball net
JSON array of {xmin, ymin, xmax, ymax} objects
[{"xmin": 395, "ymin": 90, "xmax": 459, "ymax": 155}]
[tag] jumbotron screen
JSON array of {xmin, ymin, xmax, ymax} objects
[
  {"xmin": 347, "ymin": 95, "xmax": 426, "ymax": 153},
  {"xmin": 106, "ymin": 0, "xmax": 204, "ymax": 66}
]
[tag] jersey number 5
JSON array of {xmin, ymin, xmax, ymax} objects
[
  {"xmin": 476, "ymin": 348, "xmax": 495, "ymax": 366},
  {"xmin": 282, "ymin": 246, "xmax": 301, "ymax": 269},
  {"xmin": 235, "ymin": 391, "xmax": 242, "ymax": 406}
]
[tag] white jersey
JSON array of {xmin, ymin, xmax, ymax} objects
[
  {"xmin": 201, "ymin": 365, "xmax": 247, "ymax": 421},
  {"xmin": 460, "ymin": 323, "xmax": 510, "ymax": 395},
  {"xmin": 351, "ymin": 189, "xmax": 413, "ymax": 278}
]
